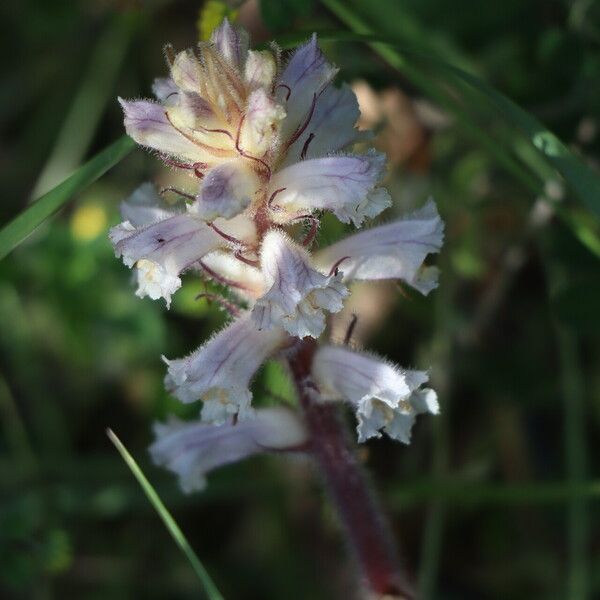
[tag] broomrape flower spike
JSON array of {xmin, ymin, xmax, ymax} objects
[
  {"xmin": 112, "ymin": 14, "xmax": 443, "ymax": 474},
  {"xmin": 111, "ymin": 18, "xmax": 444, "ymax": 595}
]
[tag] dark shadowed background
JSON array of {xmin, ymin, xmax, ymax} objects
[{"xmin": 1, "ymin": 1, "xmax": 600, "ymax": 598}]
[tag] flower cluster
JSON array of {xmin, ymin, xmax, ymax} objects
[{"xmin": 111, "ymin": 20, "xmax": 444, "ymax": 492}]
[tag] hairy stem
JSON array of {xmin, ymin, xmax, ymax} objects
[{"xmin": 287, "ymin": 338, "xmax": 413, "ymax": 599}]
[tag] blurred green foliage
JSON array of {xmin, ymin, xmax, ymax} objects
[{"xmin": 1, "ymin": 1, "xmax": 600, "ymax": 598}]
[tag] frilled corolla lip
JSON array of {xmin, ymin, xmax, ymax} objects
[
  {"xmin": 314, "ymin": 199, "xmax": 445, "ymax": 295},
  {"xmin": 251, "ymin": 230, "xmax": 349, "ymax": 338},
  {"xmin": 163, "ymin": 313, "xmax": 287, "ymax": 423},
  {"xmin": 109, "ymin": 184, "xmax": 258, "ymax": 307},
  {"xmin": 149, "ymin": 407, "xmax": 307, "ymax": 493},
  {"xmin": 109, "ymin": 213, "xmax": 223, "ymax": 307},
  {"xmin": 312, "ymin": 345, "xmax": 439, "ymax": 443},
  {"xmin": 267, "ymin": 150, "xmax": 391, "ymax": 227}
]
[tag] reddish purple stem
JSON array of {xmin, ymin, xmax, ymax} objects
[{"xmin": 287, "ymin": 338, "xmax": 414, "ymax": 598}]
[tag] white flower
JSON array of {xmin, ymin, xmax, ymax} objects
[
  {"xmin": 282, "ymin": 82, "xmax": 368, "ymax": 165},
  {"xmin": 268, "ymin": 150, "xmax": 391, "ymax": 226},
  {"xmin": 315, "ymin": 199, "xmax": 444, "ymax": 294},
  {"xmin": 192, "ymin": 160, "xmax": 260, "ymax": 221},
  {"xmin": 149, "ymin": 407, "xmax": 306, "ymax": 493},
  {"xmin": 276, "ymin": 34, "xmax": 338, "ymax": 143},
  {"xmin": 110, "ymin": 184, "xmax": 258, "ymax": 306},
  {"xmin": 252, "ymin": 230, "xmax": 349, "ymax": 338},
  {"xmin": 312, "ymin": 345, "xmax": 439, "ymax": 443},
  {"xmin": 109, "ymin": 213, "xmax": 222, "ymax": 307},
  {"xmin": 163, "ymin": 313, "xmax": 286, "ymax": 423},
  {"xmin": 210, "ymin": 17, "xmax": 249, "ymax": 69}
]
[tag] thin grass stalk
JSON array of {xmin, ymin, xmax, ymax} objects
[{"xmin": 557, "ymin": 329, "xmax": 589, "ymax": 599}]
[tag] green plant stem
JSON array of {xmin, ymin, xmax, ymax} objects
[{"xmin": 30, "ymin": 14, "xmax": 138, "ymax": 200}]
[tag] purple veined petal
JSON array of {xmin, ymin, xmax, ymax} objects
[
  {"xmin": 314, "ymin": 199, "xmax": 444, "ymax": 295},
  {"xmin": 251, "ymin": 230, "xmax": 349, "ymax": 339},
  {"xmin": 268, "ymin": 150, "xmax": 391, "ymax": 227},
  {"xmin": 163, "ymin": 313, "xmax": 287, "ymax": 422},
  {"xmin": 109, "ymin": 213, "xmax": 222, "ymax": 306},
  {"xmin": 152, "ymin": 77, "xmax": 179, "ymax": 103},
  {"xmin": 149, "ymin": 406, "xmax": 306, "ymax": 493},
  {"xmin": 283, "ymin": 83, "xmax": 369, "ymax": 165},
  {"xmin": 170, "ymin": 49, "xmax": 202, "ymax": 93},
  {"xmin": 312, "ymin": 345, "xmax": 438, "ymax": 443},
  {"xmin": 210, "ymin": 18, "xmax": 249, "ymax": 70},
  {"xmin": 191, "ymin": 160, "xmax": 261, "ymax": 221},
  {"xmin": 277, "ymin": 34, "xmax": 338, "ymax": 142},
  {"xmin": 175, "ymin": 91, "xmax": 215, "ymax": 127},
  {"xmin": 120, "ymin": 183, "xmax": 184, "ymax": 228},
  {"xmin": 119, "ymin": 98, "xmax": 211, "ymax": 163}
]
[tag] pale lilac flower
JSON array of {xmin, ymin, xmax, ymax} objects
[
  {"xmin": 252, "ymin": 230, "xmax": 349, "ymax": 338},
  {"xmin": 163, "ymin": 313, "xmax": 286, "ymax": 423},
  {"xmin": 118, "ymin": 21, "xmax": 284, "ymax": 193},
  {"xmin": 112, "ymin": 20, "xmax": 444, "ymax": 493},
  {"xmin": 312, "ymin": 345, "xmax": 439, "ymax": 443},
  {"xmin": 282, "ymin": 82, "xmax": 367, "ymax": 165},
  {"xmin": 110, "ymin": 184, "xmax": 257, "ymax": 306},
  {"xmin": 192, "ymin": 160, "xmax": 260, "ymax": 221},
  {"xmin": 150, "ymin": 407, "xmax": 306, "ymax": 493},
  {"xmin": 109, "ymin": 214, "xmax": 222, "ymax": 307},
  {"xmin": 275, "ymin": 34, "xmax": 338, "ymax": 142},
  {"xmin": 314, "ymin": 199, "xmax": 444, "ymax": 294},
  {"xmin": 267, "ymin": 150, "xmax": 391, "ymax": 226}
]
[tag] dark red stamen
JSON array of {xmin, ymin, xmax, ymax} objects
[
  {"xmin": 207, "ymin": 222, "xmax": 247, "ymax": 246},
  {"xmin": 291, "ymin": 213, "xmax": 319, "ymax": 247},
  {"xmin": 343, "ymin": 314, "xmax": 358, "ymax": 346},
  {"xmin": 193, "ymin": 124, "xmax": 234, "ymax": 140},
  {"xmin": 268, "ymin": 187, "xmax": 287, "ymax": 211},
  {"xmin": 198, "ymin": 259, "xmax": 250, "ymax": 291},
  {"xmin": 235, "ymin": 114, "xmax": 272, "ymax": 178},
  {"xmin": 284, "ymin": 93, "xmax": 317, "ymax": 152},
  {"xmin": 195, "ymin": 292, "xmax": 241, "ymax": 317},
  {"xmin": 300, "ymin": 132, "xmax": 315, "ymax": 160},
  {"xmin": 234, "ymin": 249, "xmax": 260, "ymax": 267},
  {"xmin": 160, "ymin": 187, "xmax": 195, "ymax": 202},
  {"xmin": 328, "ymin": 255, "xmax": 351, "ymax": 277},
  {"xmin": 276, "ymin": 83, "xmax": 292, "ymax": 101}
]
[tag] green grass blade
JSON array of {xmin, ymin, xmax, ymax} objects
[
  {"xmin": 31, "ymin": 15, "xmax": 138, "ymax": 199},
  {"xmin": 322, "ymin": 0, "xmax": 600, "ymax": 216},
  {"xmin": 0, "ymin": 135, "xmax": 134, "ymax": 261},
  {"xmin": 107, "ymin": 428, "xmax": 224, "ymax": 600},
  {"xmin": 319, "ymin": 0, "xmax": 600, "ymax": 218}
]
